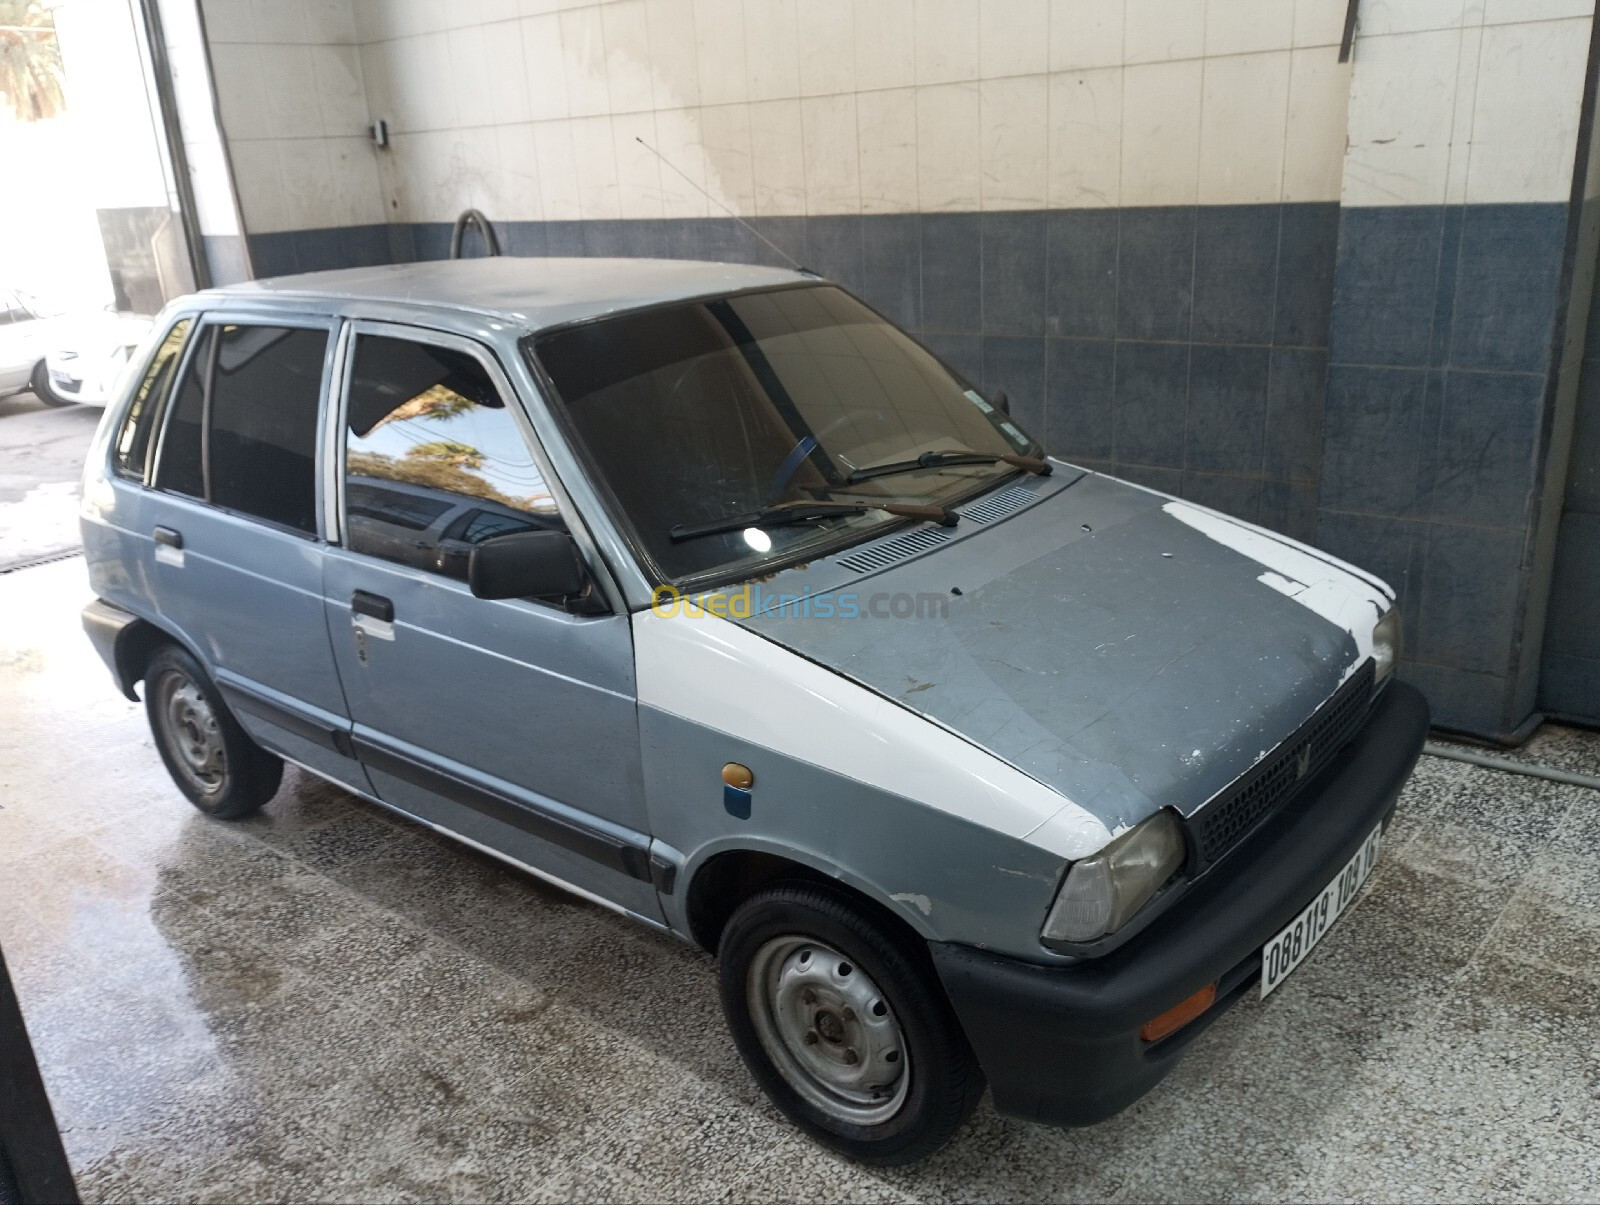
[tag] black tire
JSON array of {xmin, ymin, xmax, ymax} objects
[
  {"xmin": 143, "ymin": 644, "xmax": 282, "ymax": 819},
  {"xmin": 29, "ymin": 360, "xmax": 72, "ymax": 407},
  {"xmin": 717, "ymin": 883, "xmax": 985, "ymax": 1165}
]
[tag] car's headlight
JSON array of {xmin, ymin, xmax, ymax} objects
[
  {"xmin": 1042, "ymin": 810, "xmax": 1187, "ymax": 945},
  {"xmin": 1373, "ymin": 608, "xmax": 1401, "ymax": 682}
]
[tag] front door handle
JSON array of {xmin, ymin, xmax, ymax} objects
[
  {"xmin": 153, "ymin": 526, "xmax": 182, "ymax": 549},
  {"xmin": 153, "ymin": 526, "xmax": 184, "ymax": 566},
  {"xmin": 351, "ymin": 590, "xmax": 394, "ymax": 623}
]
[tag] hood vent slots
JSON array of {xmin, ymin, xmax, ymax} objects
[
  {"xmin": 958, "ymin": 485, "xmax": 1037, "ymax": 525},
  {"xmin": 837, "ymin": 526, "xmax": 952, "ymax": 573}
]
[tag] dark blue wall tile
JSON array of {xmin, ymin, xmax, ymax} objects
[
  {"xmin": 982, "ymin": 336, "xmax": 1046, "ymax": 435},
  {"xmin": 1319, "ymin": 365, "xmax": 1428, "ymax": 515},
  {"xmin": 1274, "ymin": 203, "xmax": 1339, "ymax": 348},
  {"xmin": 1428, "ymin": 206, "xmax": 1463, "ymax": 368},
  {"xmin": 203, "ymin": 234, "xmax": 250, "ymax": 285},
  {"xmin": 921, "ymin": 214, "xmax": 981, "ymax": 333},
  {"xmin": 1413, "ymin": 521, "xmax": 1524, "ymax": 676},
  {"xmin": 1425, "ymin": 370, "xmax": 1542, "ymax": 528},
  {"xmin": 386, "ymin": 223, "xmax": 417, "ymax": 263},
  {"xmin": 1448, "ymin": 203, "xmax": 1566, "ymax": 374},
  {"xmin": 1313, "ymin": 509, "xmax": 1425, "ymax": 635},
  {"xmin": 807, "ymin": 215, "xmax": 863, "ymax": 291},
  {"xmin": 1117, "ymin": 207, "xmax": 1195, "ymax": 340},
  {"xmin": 1264, "ymin": 347, "xmax": 1326, "ymax": 482},
  {"xmin": 1046, "ymin": 210, "xmax": 1117, "ymax": 338},
  {"xmin": 1329, "ymin": 206, "xmax": 1443, "ymax": 367},
  {"xmin": 582, "ymin": 220, "xmax": 630, "ymax": 256},
  {"xmin": 1192, "ymin": 205, "xmax": 1279, "ymax": 344},
  {"xmin": 1045, "ymin": 337, "xmax": 1115, "ymax": 460},
  {"xmin": 499, "ymin": 220, "xmax": 549, "ymax": 257},
  {"xmin": 1114, "ymin": 463, "xmax": 1183, "ymax": 495},
  {"xmin": 749, "ymin": 215, "xmax": 812, "ymax": 270},
  {"xmin": 1181, "ymin": 471, "xmax": 1263, "ymax": 523},
  {"xmin": 245, "ymin": 232, "xmax": 296, "ymax": 278},
  {"xmin": 1399, "ymin": 662, "xmax": 1509, "ymax": 735},
  {"xmin": 1259, "ymin": 479, "xmax": 1318, "ymax": 543},
  {"xmin": 341, "ymin": 224, "xmax": 392, "ymax": 267},
  {"xmin": 982, "ymin": 212, "xmax": 1047, "ymax": 335},
  {"xmin": 861, "ymin": 214, "xmax": 921, "ymax": 330},
  {"xmin": 1185, "ymin": 344, "xmax": 1269, "ymax": 474},
  {"xmin": 543, "ymin": 221, "xmax": 587, "ymax": 256},
  {"xmin": 1542, "ymin": 512, "xmax": 1600, "ymax": 656},
  {"xmin": 411, "ymin": 222, "xmax": 454, "ymax": 261},
  {"xmin": 1113, "ymin": 340, "xmax": 1189, "ymax": 468},
  {"xmin": 919, "ymin": 332, "xmax": 983, "ymax": 387}
]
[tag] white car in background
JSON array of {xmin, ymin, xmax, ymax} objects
[{"xmin": 0, "ymin": 287, "xmax": 151, "ymax": 408}]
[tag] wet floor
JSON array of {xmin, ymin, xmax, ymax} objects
[{"xmin": 2, "ymin": 555, "xmax": 1598, "ymax": 1203}]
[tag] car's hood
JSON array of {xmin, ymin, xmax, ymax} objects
[{"xmin": 732, "ymin": 470, "xmax": 1391, "ymax": 833}]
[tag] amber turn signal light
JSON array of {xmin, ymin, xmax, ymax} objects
[
  {"xmin": 722, "ymin": 762, "xmax": 754, "ymax": 789},
  {"xmin": 1139, "ymin": 982, "xmax": 1217, "ymax": 1043}
]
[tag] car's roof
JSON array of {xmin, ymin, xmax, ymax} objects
[{"xmin": 207, "ymin": 257, "xmax": 811, "ymax": 331}]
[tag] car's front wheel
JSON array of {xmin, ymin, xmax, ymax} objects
[
  {"xmin": 144, "ymin": 644, "xmax": 282, "ymax": 819},
  {"xmin": 717, "ymin": 883, "xmax": 985, "ymax": 1164},
  {"xmin": 28, "ymin": 361, "xmax": 72, "ymax": 407}
]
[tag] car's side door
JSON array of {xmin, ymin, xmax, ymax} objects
[
  {"xmin": 320, "ymin": 322, "xmax": 659, "ymax": 921},
  {"xmin": 140, "ymin": 312, "xmax": 370, "ymax": 793}
]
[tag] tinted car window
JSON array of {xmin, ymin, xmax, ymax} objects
[
  {"xmin": 343, "ymin": 335, "xmax": 563, "ymax": 581},
  {"xmin": 532, "ymin": 284, "xmax": 1037, "ymax": 586},
  {"xmin": 114, "ymin": 318, "xmax": 191, "ymax": 482},
  {"xmin": 154, "ymin": 323, "xmax": 327, "ymax": 535}
]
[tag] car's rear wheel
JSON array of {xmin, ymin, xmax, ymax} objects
[
  {"xmin": 717, "ymin": 883, "xmax": 985, "ymax": 1164},
  {"xmin": 144, "ymin": 644, "xmax": 282, "ymax": 819},
  {"xmin": 28, "ymin": 361, "xmax": 72, "ymax": 407}
]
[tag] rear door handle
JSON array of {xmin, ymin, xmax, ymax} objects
[
  {"xmin": 351, "ymin": 590, "xmax": 394, "ymax": 622},
  {"xmin": 153, "ymin": 526, "xmax": 184, "ymax": 566},
  {"xmin": 350, "ymin": 590, "xmax": 396, "ymax": 643}
]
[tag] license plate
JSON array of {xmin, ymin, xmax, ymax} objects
[{"xmin": 1260, "ymin": 824, "xmax": 1382, "ymax": 998}]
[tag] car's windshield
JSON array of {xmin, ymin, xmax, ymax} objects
[{"xmin": 529, "ymin": 284, "xmax": 1039, "ymax": 586}]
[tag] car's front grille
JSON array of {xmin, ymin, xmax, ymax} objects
[{"xmin": 1188, "ymin": 661, "xmax": 1377, "ymax": 869}]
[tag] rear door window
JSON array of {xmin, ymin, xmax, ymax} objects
[
  {"xmin": 114, "ymin": 318, "xmax": 191, "ymax": 482},
  {"xmin": 154, "ymin": 322, "xmax": 329, "ymax": 535}
]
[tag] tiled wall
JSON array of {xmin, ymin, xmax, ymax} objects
[{"xmin": 1315, "ymin": 1, "xmax": 1596, "ymax": 738}]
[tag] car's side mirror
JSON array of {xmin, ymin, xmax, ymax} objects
[
  {"xmin": 468, "ymin": 530, "xmax": 589, "ymax": 601},
  {"xmin": 991, "ymin": 389, "xmax": 1011, "ymax": 416}
]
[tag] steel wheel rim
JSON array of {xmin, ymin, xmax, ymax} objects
[
  {"xmin": 747, "ymin": 935, "xmax": 910, "ymax": 1126},
  {"xmin": 155, "ymin": 669, "xmax": 227, "ymax": 796}
]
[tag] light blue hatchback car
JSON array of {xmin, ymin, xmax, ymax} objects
[{"xmin": 81, "ymin": 258, "xmax": 1428, "ymax": 1163}]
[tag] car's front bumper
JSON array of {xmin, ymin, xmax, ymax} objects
[{"xmin": 929, "ymin": 679, "xmax": 1429, "ymax": 1127}]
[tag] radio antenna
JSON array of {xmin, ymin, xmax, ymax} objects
[{"xmin": 634, "ymin": 135, "xmax": 811, "ymax": 273}]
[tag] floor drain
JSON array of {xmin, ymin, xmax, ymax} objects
[{"xmin": 0, "ymin": 547, "xmax": 83, "ymax": 574}]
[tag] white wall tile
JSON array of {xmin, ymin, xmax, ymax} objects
[
  {"xmin": 602, "ymin": 0, "xmax": 656, "ymax": 113},
  {"xmin": 748, "ymin": 98, "xmax": 807, "ymax": 214},
  {"xmin": 533, "ymin": 118, "xmax": 583, "ymax": 218},
  {"xmin": 327, "ymin": 135, "xmax": 385, "ymax": 223},
  {"xmin": 279, "ymin": 138, "xmax": 337, "ymax": 226},
  {"xmin": 1120, "ymin": 57, "xmax": 1202, "ymax": 204},
  {"xmin": 570, "ymin": 113, "xmax": 622, "ymax": 218},
  {"xmin": 1357, "ymin": 0, "xmax": 1471, "ymax": 36},
  {"xmin": 854, "ymin": 0, "xmax": 915, "ymax": 90},
  {"xmin": 251, "ymin": 0, "xmax": 308, "ymax": 43},
  {"xmin": 311, "ymin": 43, "xmax": 368, "ymax": 136},
  {"xmin": 745, "ymin": 0, "xmax": 800, "ymax": 101},
  {"xmin": 209, "ymin": 43, "xmax": 272, "ymax": 140},
  {"xmin": 303, "ymin": 1, "xmax": 357, "ymax": 46},
  {"xmin": 915, "ymin": 81, "xmax": 981, "ymax": 210},
  {"xmin": 495, "ymin": 122, "xmax": 545, "ymax": 219},
  {"xmin": 981, "ymin": 0, "xmax": 1048, "ymax": 79},
  {"xmin": 358, "ymin": 42, "xmax": 395, "ymax": 125},
  {"xmin": 1282, "ymin": 47, "xmax": 1351, "ymax": 201},
  {"xmin": 387, "ymin": 32, "xmax": 455, "ymax": 131},
  {"xmin": 184, "ymin": 137, "xmax": 242, "ymax": 235},
  {"xmin": 1047, "ymin": 66, "xmax": 1121, "ymax": 206},
  {"xmin": 522, "ymin": 14, "xmax": 572, "ymax": 121},
  {"xmin": 1198, "ymin": 50, "xmax": 1290, "ymax": 203},
  {"xmin": 654, "ymin": 106, "xmax": 712, "ymax": 215},
  {"xmin": 228, "ymin": 139, "xmax": 288, "ymax": 230},
  {"xmin": 1443, "ymin": 22, "xmax": 1482, "ymax": 204},
  {"xmin": 645, "ymin": 0, "xmax": 702, "ymax": 107},
  {"xmin": 262, "ymin": 43, "xmax": 327, "ymax": 137},
  {"xmin": 201, "ymin": 0, "xmax": 256, "ymax": 44},
  {"xmin": 980, "ymin": 74, "xmax": 1047, "ymax": 208},
  {"xmin": 482, "ymin": 19, "xmax": 532, "ymax": 123},
  {"xmin": 1341, "ymin": 27, "xmax": 1461, "ymax": 205},
  {"xmin": 801, "ymin": 93, "xmax": 860, "ymax": 213},
  {"xmin": 700, "ymin": 101, "xmax": 757, "ymax": 214},
  {"xmin": 613, "ymin": 110, "xmax": 665, "ymax": 216},
  {"xmin": 1123, "ymin": 0, "xmax": 1205, "ymax": 64},
  {"xmin": 798, "ymin": 0, "xmax": 855, "ymax": 97},
  {"xmin": 1048, "ymin": 0, "xmax": 1124, "ymax": 71},
  {"xmin": 1206, "ymin": 0, "xmax": 1297, "ymax": 56},
  {"xmin": 857, "ymin": 86, "xmax": 919, "ymax": 212},
  {"xmin": 560, "ymin": 6, "xmax": 612, "ymax": 117},
  {"xmin": 1466, "ymin": 15, "xmax": 1590, "ymax": 202},
  {"xmin": 694, "ymin": 0, "xmax": 749, "ymax": 106},
  {"xmin": 915, "ymin": 0, "xmax": 981, "ymax": 85},
  {"xmin": 1482, "ymin": 0, "xmax": 1595, "ymax": 22},
  {"xmin": 1293, "ymin": 0, "xmax": 1350, "ymax": 45}
]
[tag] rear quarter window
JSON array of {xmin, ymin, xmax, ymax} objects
[{"xmin": 113, "ymin": 318, "xmax": 191, "ymax": 482}]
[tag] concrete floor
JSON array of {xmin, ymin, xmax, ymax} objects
[
  {"xmin": 2, "ymin": 555, "xmax": 1598, "ymax": 1204},
  {"xmin": 0, "ymin": 390, "xmax": 101, "ymax": 569}
]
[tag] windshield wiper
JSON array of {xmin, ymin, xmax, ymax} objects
[
  {"xmin": 846, "ymin": 448, "xmax": 1052, "ymax": 484},
  {"xmin": 670, "ymin": 500, "xmax": 956, "ymax": 543}
]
